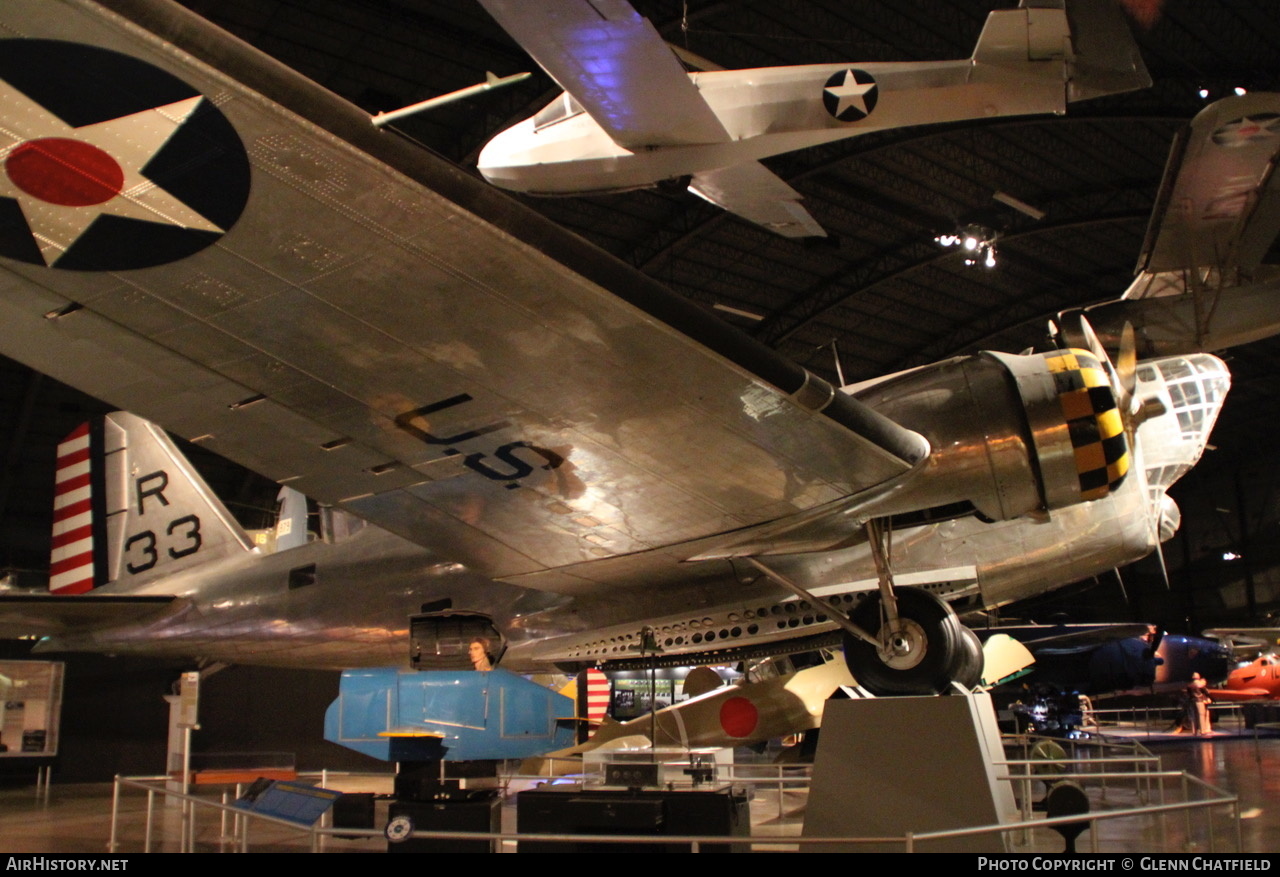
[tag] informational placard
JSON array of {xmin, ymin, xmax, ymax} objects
[
  {"xmin": 234, "ymin": 779, "xmax": 341, "ymax": 826},
  {"xmin": 611, "ymin": 678, "xmax": 674, "ymax": 719},
  {"xmin": 177, "ymin": 670, "xmax": 199, "ymax": 728},
  {"xmin": 0, "ymin": 661, "xmax": 64, "ymax": 757}
]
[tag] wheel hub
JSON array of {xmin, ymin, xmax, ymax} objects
[{"xmin": 877, "ymin": 618, "xmax": 928, "ymax": 670}]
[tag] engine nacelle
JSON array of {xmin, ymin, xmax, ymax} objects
[{"xmin": 851, "ymin": 348, "xmax": 1129, "ymax": 521}]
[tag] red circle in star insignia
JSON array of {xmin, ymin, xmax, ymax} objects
[
  {"xmin": 6, "ymin": 138, "xmax": 124, "ymax": 207},
  {"xmin": 719, "ymin": 696, "xmax": 759, "ymax": 738}
]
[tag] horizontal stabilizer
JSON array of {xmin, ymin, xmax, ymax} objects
[
  {"xmin": 690, "ymin": 163, "xmax": 826, "ymax": 238},
  {"xmin": 1208, "ymin": 687, "xmax": 1273, "ymax": 702},
  {"xmin": 0, "ymin": 594, "xmax": 179, "ymax": 639}
]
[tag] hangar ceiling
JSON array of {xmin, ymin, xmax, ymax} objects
[{"xmin": 0, "ymin": 0, "xmax": 1277, "ymax": 625}]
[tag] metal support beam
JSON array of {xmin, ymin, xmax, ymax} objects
[{"xmin": 744, "ymin": 556, "xmax": 878, "ymax": 647}]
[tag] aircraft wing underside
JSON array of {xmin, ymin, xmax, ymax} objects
[
  {"xmin": 690, "ymin": 163, "xmax": 827, "ymax": 240},
  {"xmin": 0, "ymin": 0, "xmax": 928, "ymax": 593}
]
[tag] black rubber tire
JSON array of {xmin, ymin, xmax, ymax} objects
[
  {"xmin": 948, "ymin": 625, "xmax": 985, "ymax": 692},
  {"xmin": 841, "ymin": 587, "xmax": 965, "ymax": 696}
]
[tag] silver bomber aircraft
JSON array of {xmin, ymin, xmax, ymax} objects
[
  {"xmin": 0, "ymin": 0, "xmax": 1257, "ymax": 696},
  {"xmin": 476, "ymin": 0, "xmax": 1151, "ymax": 238}
]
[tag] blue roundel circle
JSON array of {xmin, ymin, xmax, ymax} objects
[{"xmin": 0, "ymin": 39, "xmax": 250, "ymax": 271}]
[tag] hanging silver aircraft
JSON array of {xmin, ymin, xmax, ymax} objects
[
  {"xmin": 476, "ymin": 0, "xmax": 1152, "ymax": 237},
  {"xmin": 0, "ymin": 0, "xmax": 1258, "ymax": 697},
  {"xmin": 14, "ymin": 345, "xmax": 1228, "ymax": 689},
  {"xmin": 1056, "ymin": 91, "xmax": 1280, "ymax": 356}
]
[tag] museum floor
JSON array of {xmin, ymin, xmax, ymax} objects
[{"xmin": 0, "ymin": 735, "xmax": 1276, "ymax": 853}]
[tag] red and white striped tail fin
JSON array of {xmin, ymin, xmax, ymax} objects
[
  {"xmin": 581, "ymin": 667, "xmax": 611, "ymax": 725},
  {"xmin": 48, "ymin": 412, "xmax": 254, "ymax": 595},
  {"xmin": 50, "ymin": 422, "xmax": 101, "ymax": 594}
]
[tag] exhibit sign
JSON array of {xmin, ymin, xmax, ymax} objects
[{"xmin": 0, "ymin": 661, "xmax": 63, "ymax": 757}]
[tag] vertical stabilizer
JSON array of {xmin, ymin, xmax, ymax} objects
[
  {"xmin": 1062, "ymin": 0, "xmax": 1151, "ymax": 101},
  {"xmin": 49, "ymin": 413, "xmax": 253, "ymax": 593},
  {"xmin": 972, "ymin": 3, "xmax": 1071, "ymax": 67},
  {"xmin": 971, "ymin": 0, "xmax": 1150, "ymax": 102}
]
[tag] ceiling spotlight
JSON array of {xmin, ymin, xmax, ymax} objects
[
  {"xmin": 937, "ymin": 225, "xmax": 999, "ymax": 269},
  {"xmin": 1198, "ymin": 88, "xmax": 1210, "ymax": 99},
  {"xmin": 1234, "ymin": 86, "xmax": 1248, "ymax": 96}
]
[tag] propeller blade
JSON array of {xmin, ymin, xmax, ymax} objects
[
  {"xmin": 1154, "ymin": 537, "xmax": 1171, "ymax": 590},
  {"xmin": 1113, "ymin": 567, "xmax": 1129, "ymax": 603},
  {"xmin": 1078, "ymin": 313, "xmax": 1108, "ymax": 365},
  {"xmin": 1117, "ymin": 322, "xmax": 1138, "ymax": 408}
]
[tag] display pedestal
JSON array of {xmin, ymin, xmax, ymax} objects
[
  {"xmin": 518, "ymin": 788, "xmax": 748, "ymax": 853},
  {"xmin": 388, "ymin": 797, "xmax": 499, "ymax": 853},
  {"xmin": 802, "ymin": 691, "xmax": 1016, "ymax": 852}
]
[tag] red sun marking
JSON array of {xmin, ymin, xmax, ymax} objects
[
  {"xmin": 6, "ymin": 138, "xmax": 124, "ymax": 207},
  {"xmin": 719, "ymin": 696, "xmax": 759, "ymax": 738}
]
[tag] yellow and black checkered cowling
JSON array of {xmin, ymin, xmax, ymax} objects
[{"xmin": 1042, "ymin": 348, "xmax": 1129, "ymax": 500}]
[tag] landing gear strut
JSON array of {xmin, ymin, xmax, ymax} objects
[{"xmin": 745, "ymin": 517, "xmax": 980, "ymax": 697}]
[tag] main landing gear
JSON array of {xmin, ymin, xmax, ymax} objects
[
  {"xmin": 841, "ymin": 587, "xmax": 982, "ymax": 696},
  {"xmin": 747, "ymin": 519, "xmax": 982, "ymax": 697}
]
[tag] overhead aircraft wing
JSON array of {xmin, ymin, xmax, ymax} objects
[
  {"xmin": 974, "ymin": 622, "xmax": 1154, "ymax": 652},
  {"xmin": 0, "ymin": 0, "xmax": 927, "ymax": 595},
  {"xmin": 478, "ymin": 0, "xmax": 729, "ymax": 148},
  {"xmin": 1203, "ymin": 627, "xmax": 1280, "ymax": 656},
  {"xmin": 1127, "ymin": 92, "xmax": 1280, "ymax": 297},
  {"xmin": 690, "ymin": 163, "xmax": 827, "ymax": 239}
]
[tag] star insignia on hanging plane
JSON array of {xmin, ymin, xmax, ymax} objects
[
  {"xmin": 822, "ymin": 69, "xmax": 878, "ymax": 122},
  {"xmin": 1210, "ymin": 113, "xmax": 1280, "ymax": 148},
  {"xmin": 0, "ymin": 40, "xmax": 249, "ymax": 271}
]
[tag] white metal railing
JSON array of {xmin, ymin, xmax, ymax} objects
[
  {"xmin": 106, "ymin": 761, "xmax": 1240, "ymax": 853},
  {"xmin": 1089, "ymin": 702, "xmax": 1261, "ymax": 736},
  {"xmin": 1004, "ymin": 732, "xmax": 1163, "ymax": 807}
]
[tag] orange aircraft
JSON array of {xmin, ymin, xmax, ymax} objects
[{"xmin": 1208, "ymin": 654, "xmax": 1280, "ymax": 702}]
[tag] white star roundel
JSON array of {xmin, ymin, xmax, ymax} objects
[
  {"xmin": 1210, "ymin": 113, "xmax": 1280, "ymax": 148},
  {"xmin": 0, "ymin": 40, "xmax": 250, "ymax": 271},
  {"xmin": 822, "ymin": 69, "xmax": 878, "ymax": 122}
]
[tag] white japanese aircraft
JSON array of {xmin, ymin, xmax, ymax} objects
[
  {"xmin": 477, "ymin": 0, "xmax": 1151, "ymax": 237},
  {"xmin": 0, "ymin": 0, "xmax": 1262, "ymax": 698}
]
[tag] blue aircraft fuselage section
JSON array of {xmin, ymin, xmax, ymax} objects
[{"xmin": 325, "ymin": 667, "xmax": 576, "ymax": 761}]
